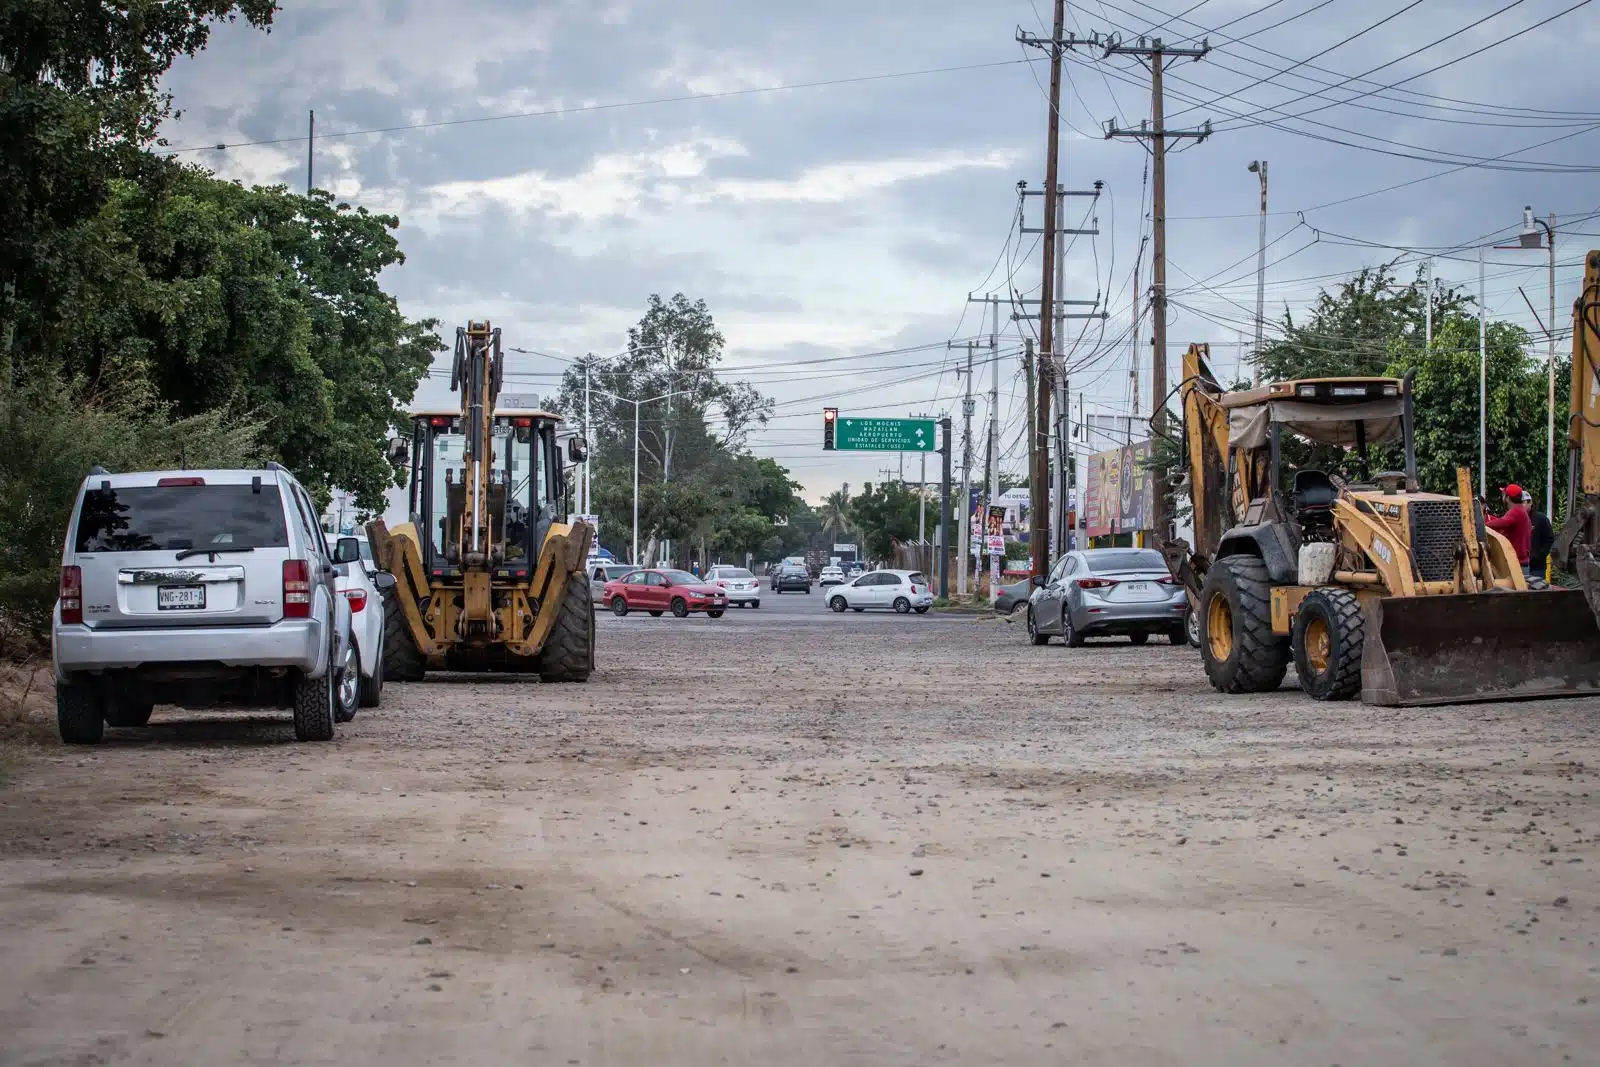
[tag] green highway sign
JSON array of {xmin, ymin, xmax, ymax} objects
[{"xmin": 832, "ymin": 416, "xmax": 937, "ymax": 452}]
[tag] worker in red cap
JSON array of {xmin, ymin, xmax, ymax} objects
[{"xmin": 1486, "ymin": 483, "xmax": 1533, "ymax": 575}]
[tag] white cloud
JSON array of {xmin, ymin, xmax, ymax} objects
[{"xmin": 706, "ymin": 150, "xmax": 1017, "ymax": 205}]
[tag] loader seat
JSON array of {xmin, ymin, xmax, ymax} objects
[{"xmin": 1293, "ymin": 469, "xmax": 1338, "ymax": 525}]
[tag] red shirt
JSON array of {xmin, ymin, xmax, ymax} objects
[{"xmin": 1486, "ymin": 505, "xmax": 1532, "ymax": 563}]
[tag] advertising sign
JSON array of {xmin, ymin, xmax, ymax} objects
[
  {"xmin": 985, "ymin": 504, "xmax": 1006, "ymax": 555},
  {"xmin": 1083, "ymin": 440, "xmax": 1154, "ymax": 537}
]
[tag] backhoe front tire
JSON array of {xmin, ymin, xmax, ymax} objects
[
  {"xmin": 1198, "ymin": 555, "xmax": 1290, "ymax": 694},
  {"xmin": 538, "ymin": 572, "xmax": 594, "ymax": 683},
  {"xmin": 1291, "ymin": 587, "xmax": 1364, "ymax": 701},
  {"xmin": 382, "ymin": 591, "xmax": 426, "ymax": 683}
]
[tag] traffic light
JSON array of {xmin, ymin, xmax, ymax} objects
[{"xmin": 822, "ymin": 407, "xmax": 837, "ymax": 450}]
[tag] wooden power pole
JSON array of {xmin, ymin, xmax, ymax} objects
[{"xmin": 1102, "ymin": 34, "xmax": 1209, "ymax": 543}]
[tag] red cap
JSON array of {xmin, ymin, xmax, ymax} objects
[{"xmin": 1504, "ymin": 483, "xmax": 1524, "ymax": 499}]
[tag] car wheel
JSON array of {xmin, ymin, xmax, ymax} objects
[
  {"xmin": 671, "ymin": 597, "xmax": 689, "ymax": 618},
  {"xmin": 611, "ymin": 595, "xmax": 629, "ymax": 617},
  {"xmin": 334, "ymin": 643, "xmax": 360, "ymax": 723},
  {"xmin": 914, "ymin": 606, "xmax": 929, "ymax": 614},
  {"xmin": 648, "ymin": 610, "xmax": 664, "ymax": 617},
  {"xmin": 359, "ymin": 628, "xmax": 384, "ymax": 708},
  {"xmin": 1185, "ymin": 604, "xmax": 1201, "ymax": 648},
  {"xmin": 752, "ymin": 600, "xmax": 761, "ymax": 609},
  {"xmin": 830, "ymin": 596, "xmax": 847, "ymax": 613},
  {"xmin": 1062, "ymin": 608, "xmax": 1085, "ymax": 648},
  {"xmin": 57, "ymin": 679, "xmax": 105, "ymax": 744},
  {"xmin": 1129, "ymin": 632, "xmax": 1150, "ymax": 646},
  {"xmin": 852, "ymin": 607, "xmax": 864, "ymax": 612},
  {"xmin": 893, "ymin": 597, "xmax": 911, "ymax": 614},
  {"xmin": 1027, "ymin": 606, "xmax": 1050, "ymax": 646},
  {"xmin": 292, "ymin": 645, "xmax": 338, "ymax": 742},
  {"xmin": 707, "ymin": 609, "xmax": 725, "ymax": 618}
]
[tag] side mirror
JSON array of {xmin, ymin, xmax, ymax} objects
[
  {"xmin": 567, "ymin": 436, "xmax": 589, "ymax": 463},
  {"xmin": 384, "ymin": 436, "xmax": 410, "ymax": 468},
  {"xmin": 373, "ymin": 572, "xmax": 397, "ymax": 592},
  {"xmin": 334, "ymin": 536, "xmax": 362, "ymax": 564},
  {"xmin": 1031, "ymin": 574, "xmax": 1045, "ymax": 587}
]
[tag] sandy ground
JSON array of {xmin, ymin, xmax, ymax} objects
[{"xmin": 2, "ymin": 608, "xmax": 1599, "ymax": 1066}]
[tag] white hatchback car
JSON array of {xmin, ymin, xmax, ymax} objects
[
  {"xmin": 826, "ymin": 569, "xmax": 935, "ymax": 615},
  {"xmin": 325, "ymin": 533, "xmax": 389, "ymax": 711}
]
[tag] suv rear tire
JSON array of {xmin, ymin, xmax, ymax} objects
[
  {"xmin": 57, "ymin": 680, "xmax": 105, "ymax": 745},
  {"xmin": 293, "ymin": 652, "xmax": 337, "ymax": 742}
]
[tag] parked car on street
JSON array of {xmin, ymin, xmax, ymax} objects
[
  {"xmin": 826, "ymin": 570, "xmax": 935, "ymax": 614},
  {"xmin": 771, "ymin": 562, "xmax": 812, "ymax": 594},
  {"xmin": 589, "ymin": 562, "xmax": 638, "ymax": 601},
  {"xmin": 325, "ymin": 533, "xmax": 391, "ymax": 712},
  {"xmin": 706, "ymin": 566, "xmax": 761, "ymax": 607},
  {"xmin": 1025, "ymin": 548, "xmax": 1188, "ymax": 647},
  {"xmin": 52, "ymin": 464, "xmax": 357, "ymax": 744},
  {"xmin": 602, "ymin": 569, "xmax": 728, "ymax": 618},
  {"xmin": 993, "ymin": 577, "xmax": 1032, "ymax": 615},
  {"xmin": 819, "ymin": 565, "xmax": 845, "ymax": 587}
]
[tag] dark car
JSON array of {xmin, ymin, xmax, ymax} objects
[
  {"xmin": 993, "ymin": 577, "xmax": 1032, "ymax": 615},
  {"xmin": 771, "ymin": 563, "xmax": 812, "ymax": 594}
]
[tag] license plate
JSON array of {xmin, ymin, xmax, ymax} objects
[
  {"xmin": 1126, "ymin": 582, "xmax": 1150, "ymax": 593},
  {"xmin": 158, "ymin": 585, "xmax": 205, "ymax": 610}
]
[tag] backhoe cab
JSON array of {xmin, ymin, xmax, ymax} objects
[
  {"xmin": 1168, "ymin": 343, "xmax": 1600, "ymax": 707},
  {"xmin": 366, "ymin": 321, "xmax": 595, "ymax": 681}
]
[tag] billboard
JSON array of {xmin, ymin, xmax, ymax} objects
[{"xmin": 1083, "ymin": 440, "xmax": 1154, "ymax": 537}]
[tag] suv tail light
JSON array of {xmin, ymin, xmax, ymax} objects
[
  {"xmin": 342, "ymin": 588, "xmax": 367, "ymax": 613},
  {"xmin": 1076, "ymin": 577, "xmax": 1118, "ymax": 590},
  {"xmin": 60, "ymin": 566, "xmax": 83, "ymax": 624},
  {"xmin": 283, "ymin": 560, "xmax": 312, "ymax": 618}
]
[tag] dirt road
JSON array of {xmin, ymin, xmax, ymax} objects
[{"xmin": 3, "ymin": 611, "xmax": 1598, "ymax": 1065}]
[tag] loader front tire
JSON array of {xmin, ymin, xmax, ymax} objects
[
  {"xmin": 382, "ymin": 592, "xmax": 427, "ymax": 683},
  {"xmin": 1291, "ymin": 587, "xmax": 1364, "ymax": 701},
  {"xmin": 538, "ymin": 572, "xmax": 594, "ymax": 683},
  {"xmin": 1198, "ymin": 555, "xmax": 1289, "ymax": 694}
]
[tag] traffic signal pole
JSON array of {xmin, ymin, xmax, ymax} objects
[{"xmin": 940, "ymin": 416, "xmax": 952, "ymax": 598}]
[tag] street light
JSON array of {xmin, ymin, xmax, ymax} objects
[
  {"xmin": 591, "ymin": 386, "xmax": 697, "ymax": 566},
  {"xmin": 1514, "ymin": 206, "xmax": 1558, "ymax": 515},
  {"xmin": 1247, "ymin": 160, "xmax": 1268, "ymax": 386},
  {"xmin": 577, "ymin": 344, "xmax": 665, "ymax": 515}
]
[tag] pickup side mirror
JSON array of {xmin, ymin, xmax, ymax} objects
[
  {"xmin": 384, "ymin": 436, "xmax": 410, "ymax": 468},
  {"xmin": 373, "ymin": 571, "xmax": 397, "ymax": 592},
  {"xmin": 333, "ymin": 536, "xmax": 362, "ymax": 564},
  {"xmin": 1031, "ymin": 574, "xmax": 1045, "ymax": 587},
  {"xmin": 567, "ymin": 436, "xmax": 589, "ymax": 464}
]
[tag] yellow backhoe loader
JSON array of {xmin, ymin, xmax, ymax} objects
[
  {"xmin": 1164, "ymin": 343, "xmax": 1600, "ymax": 707},
  {"xmin": 365, "ymin": 321, "xmax": 596, "ymax": 681},
  {"xmin": 1555, "ymin": 250, "xmax": 1600, "ymax": 619}
]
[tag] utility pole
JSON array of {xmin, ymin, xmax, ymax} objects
[
  {"xmin": 1247, "ymin": 160, "xmax": 1267, "ymax": 385},
  {"xmin": 1018, "ymin": 0, "xmax": 1067, "ymax": 579},
  {"xmin": 940, "ymin": 417, "xmax": 952, "ymax": 598},
  {"xmin": 966, "ymin": 293, "xmax": 1006, "ymax": 598},
  {"xmin": 948, "ymin": 339, "xmax": 977, "ymax": 596},
  {"xmin": 1424, "ymin": 259, "xmax": 1434, "ymax": 347},
  {"xmin": 1102, "ymin": 33, "xmax": 1211, "ymax": 544},
  {"xmin": 1130, "ymin": 239, "xmax": 1146, "ymax": 416},
  {"xmin": 306, "ymin": 110, "xmax": 315, "ymax": 195}
]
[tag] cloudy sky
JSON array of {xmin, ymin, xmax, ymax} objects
[{"xmin": 160, "ymin": 0, "xmax": 1600, "ymax": 502}]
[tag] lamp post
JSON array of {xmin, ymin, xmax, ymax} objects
[
  {"xmin": 579, "ymin": 344, "xmax": 664, "ymax": 515},
  {"xmin": 1514, "ymin": 206, "xmax": 1558, "ymax": 514},
  {"xmin": 591, "ymin": 386, "xmax": 695, "ymax": 566},
  {"xmin": 1247, "ymin": 160, "xmax": 1268, "ymax": 386}
]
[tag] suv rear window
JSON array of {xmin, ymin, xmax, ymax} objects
[{"xmin": 75, "ymin": 484, "xmax": 290, "ymax": 553}]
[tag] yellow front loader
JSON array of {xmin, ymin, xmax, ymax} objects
[
  {"xmin": 366, "ymin": 321, "xmax": 596, "ymax": 681},
  {"xmin": 1166, "ymin": 343, "xmax": 1600, "ymax": 707}
]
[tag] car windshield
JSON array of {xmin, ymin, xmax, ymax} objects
[
  {"xmin": 1085, "ymin": 549, "xmax": 1167, "ymax": 573},
  {"xmin": 661, "ymin": 570, "xmax": 700, "ymax": 585},
  {"xmin": 75, "ymin": 484, "xmax": 290, "ymax": 553}
]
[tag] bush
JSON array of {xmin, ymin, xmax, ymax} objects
[{"xmin": 0, "ymin": 372, "xmax": 261, "ymax": 640}]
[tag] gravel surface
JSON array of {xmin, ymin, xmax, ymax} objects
[{"xmin": 2, "ymin": 610, "xmax": 1598, "ymax": 1065}]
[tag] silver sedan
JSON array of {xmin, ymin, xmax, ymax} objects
[{"xmin": 1025, "ymin": 547, "xmax": 1188, "ymax": 647}]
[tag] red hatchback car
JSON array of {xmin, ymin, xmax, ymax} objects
[{"xmin": 602, "ymin": 569, "xmax": 729, "ymax": 618}]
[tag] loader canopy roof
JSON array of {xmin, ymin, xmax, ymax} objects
[{"xmin": 1222, "ymin": 378, "xmax": 1406, "ymax": 451}]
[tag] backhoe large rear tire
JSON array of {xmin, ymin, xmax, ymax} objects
[
  {"xmin": 1198, "ymin": 555, "xmax": 1290, "ymax": 694},
  {"xmin": 538, "ymin": 572, "xmax": 594, "ymax": 683},
  {"xmin": 382, "ymin": 592, "xmax": 426, "ymax": 683},
  {"xmin": 1291, "ymin": 587, "xmax": 1364, "ymax": 701}
]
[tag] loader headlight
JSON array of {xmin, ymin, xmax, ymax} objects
[
  {"xmin": 1382, "ymin": 384, "xmax": 1400, "ymax": 396},
  {"xmin": 1297, "ymin": 385, "xmax": 1318, "ymax": 398},
  {"xmin": 1331, "ymin": 385, "xmax": 1367, "ymax": 397}
]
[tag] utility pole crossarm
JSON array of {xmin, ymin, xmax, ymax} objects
[{"xmin": 1103, "ymin": 119, "xmax": 1212, "ymax": 141}]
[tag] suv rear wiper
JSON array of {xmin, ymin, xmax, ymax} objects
[{"xmin": 173, "ymin": 546, "xmax": 258, "ymax": 561}]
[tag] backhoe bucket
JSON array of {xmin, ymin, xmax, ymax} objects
[{"xmin": 1361, "ymin": 590, "xmax": 1600, "ymax": 707}]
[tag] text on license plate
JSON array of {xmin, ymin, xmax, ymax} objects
[
  {"xmin": 1125, "ymin": 582, "xmax": 1150, "ymax": 592},
  {"xmin": 158, "ymin": 585, "xmax": 206, "ymax": 610}
]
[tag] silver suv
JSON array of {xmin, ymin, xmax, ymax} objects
[{"xmin": 51, "ymin": 464, "xmax": 355, "ymax": 743}]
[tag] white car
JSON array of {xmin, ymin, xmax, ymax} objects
[
  {"xmin": 706, "ymin": 565, "xmax": 761, "ymax": 608},
  {"xmin": 826, "ymin": 569, "xmax": 935, "ymax": 615},
  {"xmin": 326, "ymin": 533, "xmax": 387, "ymax": 710},
  {"xmin": 819, "ymin": 566, "xmax": 845, "ymax": 586}
]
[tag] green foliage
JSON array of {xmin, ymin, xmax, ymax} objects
[
  {"xmin": 0, "ymin": 372, "xmax": 261, "ymax": 636},
  {"xmin": 848, "ymin": 481, "xmax": 922, "ymax": 560}
]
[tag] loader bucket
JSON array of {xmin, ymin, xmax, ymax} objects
[{"xmin": 1360, "ymin": 590, "xmax": 1600, "ymax": 707}]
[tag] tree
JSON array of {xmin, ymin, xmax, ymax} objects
[
  {"xmin": 818, "ymin": 489, "xmax": 855, "ymax": 542},
  {"xmin": 849, "ymin": 481, "xmax": 921, "ymax": 560}
]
